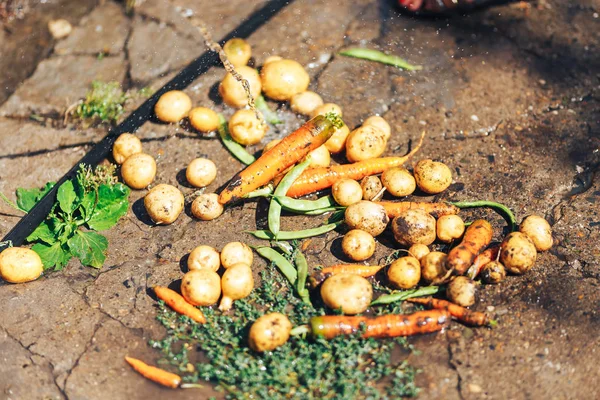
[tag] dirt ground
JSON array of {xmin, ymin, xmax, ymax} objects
[{"xmin": 0, "ymin": 0, "xmax": 599, "ymax": 399}]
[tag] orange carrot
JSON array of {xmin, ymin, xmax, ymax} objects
[
  {"xmin": 285, "ymin": 131, "xmax": 425, "ymax": 198},
  {"xmin": 125, "ymin": 356, "xmax": 181, "ymax": 388},
  {"xmin": 467, "ymin": 245, "xmax": 500, "ymax": 279},
  {"xmin": 310, "ymin": 264, "xmax": 383, "ymax": 287},
  {"xmin": 446, "ymin": 219, "xmax": 493, "ymax": 275},
  {"xmin": 218, "ymin": 114, "xmax": 340, "ymax": 205},
  {"xmin": 407, "ymin": 297, "xmax": 493, "ymax": 327},
  {"xmin": 376, "ymin": 201, "xmax": 460, "ymax": 219},
  {"xmin": 154, "ymin": 286, "xmax": 206, "ymax": 324},
  {"xmin": 309, "ymin": 309, "xmax": 451, "ymax": 339}
]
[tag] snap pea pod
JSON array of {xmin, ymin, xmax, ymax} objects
[
  {"xmin": 370, "ymin": 286, "xmax": 440, "ymax": 306},
  {"xmin": 246, "ymin": 220, "xmax": 342, "ymax": 240},
  {"xmin": 299, "ymin": 206, "xmax": 345, "ymax": 216},
  {"xmin": 339, "ymin": 48, "xmax": 422, "ymax": 71},
  {"xmin": 255, "ymin": 95, "xmax": 282, "ymax": 125},
  {"xmin": 217, "ymin": 114, "xmax": 256, "ymax": 165},
  {"xmin": 273, "ymin": 241, "xmax": 294, "ymax": 255},
  {"xmin": 254, "ymin": 246, "xmax": 297, "ymax": 285},
  {"xmin": 243, "ymin": 184, "xmax": 273, "ymax": 199},
  {"xmin": 274, "ymin": 195, "xmax": 337, "ymax": 212},
  {"xmin": 294, "ymin": 251, "xmax": 312, "ymax": 306},
  {"xmin": 449, "ymin": 200, "xmax": 517, "ymax": 232}
]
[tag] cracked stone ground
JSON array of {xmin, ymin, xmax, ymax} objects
[{"xmin": 0, "ymin": 0, "xmax": 599, "ymax": 399}]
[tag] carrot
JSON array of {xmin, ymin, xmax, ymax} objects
[
  {"xmin": 125, "ymin": 356, "xmax": 181, "ymax": 388},
  {"xmin": 154, "ymin": 286, "xmax": 206, "ymax": 324},
  {"xmin": 309, "ymin": 309, "xmax": 451, "ymax": 339},
  {"xmin": 407, "ymin": 297, "xmax": 494, "ymax": 327},
  {"xmin": 309, "ymin": 264, "xmax": 383, "ymax": 287},
  {"xmin": 446, "ymin": 219, "xmax": 493, "ymax": 275},
  {"xmin": 376, "ymin": 201, "xmax": 460, "ymax": 219},
  {"xmin": 218, "ymin": 114, "xmax": 341, "ymax": 205},
  {"xmin": 284, "ymin": 131, "xmax": 425, "ymax": 198},
  {"xmin": 467, "ymin": 245, "xmax": 500, "ymax": 279}
]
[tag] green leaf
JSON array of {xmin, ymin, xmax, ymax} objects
[
  {"xmin": 27, "ymin": 220, "xmax": 58, "ymax": 244},
  {"xmin": 79, "ymin": 190, "xmax": 97, "ymax": 222},
  {"xmin": 57, "ymin": 180, "xmax": 77, "ymax": 214},
  {"xmin": 86, "ymin": 183, "xmax": 130, "ymax": 231},
  {"xmin": 31, "ymin": 242, "xmax": 71, "ymax": 270},
  {"xmin": 16, "ymin": 182, "xmax": 55, "ymax": 212},
  {"xmin": 67, "ymin": 231, "xmax": 108, "ymax": 268}
]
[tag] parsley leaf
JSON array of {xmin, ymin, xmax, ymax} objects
[{"xmin": 67, "ymin": 230, "xmax": 108, "ymax": 268}]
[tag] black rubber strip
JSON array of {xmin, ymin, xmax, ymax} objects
[{"xmin": 1, "ymin": 0, "xmax": 293, "ymax": 247}]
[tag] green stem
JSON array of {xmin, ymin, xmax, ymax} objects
[
  {"xmin": 0, "ymin": 191, "xmax": 25, "ymax": 213},
  {"xmin": 339, "ymin": 48, "xmax": 422, "ymax": 71},
  {"xmin": 275, "ymin": 195, "xmax": 337, "ymax": 212},
  {"xmin": 246, "ymin": 220, "xmax": 342, "ymax": 240},
  {"xmin": 255, "ymin": 95, "xmax": 282, "ymax": 125},
  {"xmin": 449, "ymin": 200, "xmax": 517, "ymax": 232},
  {"xmin": 370, "ymin": 286, "xmax": 440, "ymax": 306},
  {"xmin": 217, "ymin": 114, "xmax": 256, "ymax": 165},
  {"xmin": 243, "ymin": 184, "xmax": 273, "ymax": 199}
]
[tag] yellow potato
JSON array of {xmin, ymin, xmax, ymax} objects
[
  {"xmin": 189, "ymin": 107, "xmax": 220, "ymax": 133},
  {"xmin": 290, "ymin": 91, "xmax": 323, "ymax": 116},
  {"xmin": 0, "ymin": 247, "xmax": 43, "ymax": 283},
  {"xmin": 345, "ymin": 125, "xmax": 387, "ymax": 163},
  {"xmin": 387, "ymin": 256, "xmax": 421, "ymax": 289},
  {"xmin": 381, "ymin": 167, "xmax": 415, "ymax": 197},
  {"xmin": 363, "ymin": 115, "xmax": 391, "ymax": 141},
  {"xmin": 248, "ymin": 312, "xmax": 292, "ymax": 352},
  {"xmin": 188, "ymin": 245, "xmax": 220, "ymax": 272},
  {"xmin": 144, "ymin": 184, "xmax": 184, "ymax": 225},
  {"xmin": 219, "ymin": 65, "xmax": 262, "ymax": 108},
  {"xmin": 436, "ymin": 215, "xmax": 465, "ymax": 243},
  {"xmin": 154, "ymin": 90, "xmax": 192, "ymax": 123},
  {"xmin": 261, "ymin": 59, "xmax": 310, "ymax": 101},
  {"xmin": 324, "ymin": 123, "xmax": 350, "ymax": 154},
  {"xmin": 181, "ymin": 269, "xmax": 221, "ymax": 306},
  {"xmin": 320, "ymin": 274, "xmax": 372, "ymax": 315},
  {"xmin": 121, "ymin": 153, "xmax": 156, "ymax": 190},
  {"xmin": 304, "ymin": 145, "xmax": 330, "ymax": 168},
  {"xmin": 228, "ymin": 109, "xmax": 268, "ymax": 146},
  {"xmin": 191, "ymin": 193, "xmax": 224, "ymax": 221},
  {"xmin": 341, "ymin": 229, "xmax": 376, "ymax": 261},
  {"xmin": 500, "ymin": 232, "xmax": 537, "ymax": 275},
  {"xmin": 413, "ymin": 159, "xmax": 453, "ymax": 194},
  {"xmin": 186, "ymin": 158, "xmax": 217, "ymax": 188},
  {"xmin": 344, "ymin": 201, "xmax": 389, "ymax": 237},
  {"xmin": 223, "ymin": 38, "xmax": 251, "ymax": 67},
  {"xmin": 519, "ymin": 215, "xmax": 553, "ymax": 251},
  {"xmin": 112, "ymin": 133, "xmax": 142, "ymax": 165}
]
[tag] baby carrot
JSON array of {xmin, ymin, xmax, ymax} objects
[
  {"xmin": 154, "ymin": 286, "xmax": 206, "ymax": 324},
  {"xmin": 218, "ymin": 113, "xmax": 342, "ymax": 205},
  {"xmin": 310, "ymin": 264, "xmax": 383, "ymax": 287},
  {"xmin": 467, "ymin": 245, "xmax": 500, "ymax": 279},
  {"xmin": 446, "ymin": 220, "xmax": 493, "ymax": 275},
  {"xmin": 285, "ymin": 131, "xmax": 425, "ymax": 198},
  {"xmin": 310, "ymin": 309, "xmax": 451, "ymax": 339},
  {"xmin": 125, "ymin": 356, "xmax": 182, "ymax": 388},
  {"xmin": 407, "ymin": 297, "xmax": 494, "ymax": 327},
  {"xmin": 376, "ymin": 201, "xmax": 460, "ymax": 219}
]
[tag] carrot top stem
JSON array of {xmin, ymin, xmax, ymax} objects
[
  {"xmin": 371, "ymin": 285, "xmax": 440, "ymax": 306},
  {"xmin": 450, "ymin": 200, "xmax": 517, "ymax": 232}
]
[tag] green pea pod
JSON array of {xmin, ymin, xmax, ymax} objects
[
  {"xmin": 246, "ymin": 220, "xmax": 342, "ymax": 240},
  {"xmin": 275, "ymin": 195, "xmax": 337, "ymax": 212},
  {"xmin": 243, "ymin": 184, "xmax": 273, "ymax": 199},
  {"xmin": 300, "ymin": 206, "xmax": 345, "ymax": 216},
  {"xmin": 294, "ymin": 251, "xmax": 311, "ymax": 306},
  {"xmin": 255, "ymin": 95, "xmax": 282, "ymax": 125},
  {"xmin": 255, "ymin": 246, "xmax": 297, "ymax": 285},
  {"xmin": 217, "ymin": 114, "xmax": 256, "ymax": 165},
  {"xmin": 339, "ymin": 48, "xmax": 422, "ymax": 71},
  {"xmin": 370, "ymin": 286, "xmax": 440, "ymax": 306}
]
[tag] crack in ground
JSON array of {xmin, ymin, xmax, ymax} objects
[
  {"xmin": 0, "ymin": 140, "xmax": 96, "ymax": 160},
  {"xmin": 122, "ymin": 14, "xmax": 135, "ymax": 91},
  {"xmin": 61, "ymin": 321, "xmax": 103, "ymax": 399},
  {"xmin": 446, "ymin": 337, "xmax": 465, "ymax": 400}
]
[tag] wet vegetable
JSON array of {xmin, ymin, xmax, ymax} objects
[
  {"xmin": 217, "ymin": 114, "xmax": 256, "ymax": 165},
  {"xmin": 112, "ymin": 133, "xmax": 142, "ymax": 165},
  {"xmin": 391, "ymin": 209, "xmax": 436, "ymax": 246},
  {"xmin": 154, "ymin": 286, "xmax": 206, "ymax": 324},
  {"xmin": 342, "ymin": 229, "xmax": 376, "ymax": 261},
  {"xmin": 370, "ymin": 285, "xmax": 440, "ymax": 306},
  {"xmin": 223, "ymin": 37, "xmax": 251, "ymax": 67},
  {"xmin": 360, "ymin": 175, "xmax": 383, "ymax": 201},
  {"xmin": 499, "ymin": 232, "xmax": 537, "ymax": 275},
  {"xmin": 191, "ymin": 193, "xmax": 224, "ymax": 221},
  {"xmin": 219, "ymin": 65, "xmax": 262, "ymax": 108},
  {"xmin": 467, "ymin": 245, "xmax": 500, "ymax": 279},
  {"xmin": 436, "ymin": 214, "xmax": 465, "ymax": 243},
  {"xmin": 450, "ymin": 200, "xmax": 517, "ymax": 232},
  {"xmin": 186, "ymin": 158, "xmax": 217, "ymax": 188},
  {"xmin": 377, "ymin": 200, "xmax": 460, "ymax": 219},
  {"xmin": 480, "ymin": 261, "xmax": 506, "ymax": 284},
  {"xmin": 407, "ymin": 297, "xmax": 494, "ymax": 327},
  {"xmin": 229, "ymin": 109, "xmax": 268, "ymax": 146},
  {"xmin": 332, "ymin": 178, "xmax": 363, "ymax": 207},
  {"xmin": 181, "ymin": 269, "xmax": 222, "ymax": 306},
  {"xmin": 154, "ymin": 90, "xmax": 192, "ymax": 123},
  {"xmin": 446, "ymin": 219, "xmax": 493, "ymax": 275},
  {"xmin": 0, "ymin": 247, "xmax": 43, "ymax": 283},
  {"xmin": 345, "ymin": 201, "xmax": 389, "ymax": 237},
  {"xmin": 413, "ymin": 159, "xmax": 453, "ymax": 194},
  {"xmin": 311, "ymin": 103, "xmax": 343, "ymax": 119},
  {"xmin": 188, "ymin": 245, "xmax": 220, "ymax": 272},
  {"xmin": 121, "ymin": 153, "xmax": 156, "ymax": 189},
  {"xmin": 339, "ymin": 48, "xmax": 422, "ymax": 71},
  {"xmin": 420, "ymin": 251, "xmax": 448, "ymax": 284},
  {"xmin": 304, "ymin": 145, "xmax": 331, "ymax": 168},
  {"xmin": 219, "ymin": 263, "xmax": 254, "ymax": 311},
  {"xmin": 320, "ymin": 273, "xmax": 373, "ymax": 315},
  {"xmin": 125, "ymin": 356, "xmax": 181, "ymax": 389},
  {"xmin": 221, "ymin": 241, "xmax": 253, "ymax": 269},
  {"xmin": 519, "ymin": 215, "xmax": 553, "ymax": 251},
  {"xmin": 188, "ymin": 106, "xmax": 220, "ymax": 133},
  {"xmin": 248, "ymin": 312, "xmax": 293, "ymax": 352},
  {"xmin": 310, "ymin": 264, "xmax": 383, "ymax": 287},
  {"xmin": 290, "ymin": 91, "xmax": 324, "ymax": 116},
  {"xmin": 408, "ymin": 243, "xmax": 430, "ymax": 261},
  {"xmin": 387, "ymin": 256, "xmax": 421, "ymax": 289},
  {"xmin": 324, "ymin": 123, "xmax": 350, "ymax": 154},
  {"xmin": 144, "ymin": 184, "xmax": 184, "ymax": 225},
  {"xmin": 446, "ymin": 276, "xmax": 476, "ymax": 307},
  {"xmin": 363, "ymin": 115, "xmax": 391, "ymax": 141},
  {"xmin": 261, "ymin": 59, "xmax": 310, "ymax": 101},
  {"xmin": 381, "ymin": 167, "xmax": 416, "ymax": 197},
  {"xmin": 345, "ymin": 125, "xmax": 387, "ymax": 163}
]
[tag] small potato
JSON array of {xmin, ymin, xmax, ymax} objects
[
  {"xmin": 186, "ymin": 158, "xmax": 217, "ymax": 188},
  {"xmin": 381, "ymin": 167, "xmax": 415, "ymax": 197},
  {"xmin": 181, "ymin": 269, "xmax": 221, "ymax": 306},
  {"xmin": 500, "ymin": 232, "xmax": 537, "ymax": 275},
  {"xmin": 112, "ymin": 133, "xmax": 142, "ymax": 165},
  {"xmin": 191, "ymin": 193, "xmax": 224, "ymax": 221},
  {"xmin": 436, "ymin": 215, "xmax": 465, "ymax": 243},
  {"xmin": 221, "ymin": 242, "xmax": 253, "ymax": 269},
  {"xmin": 248, "ymin": 312, "xmax": 292, "ymax": 352},
  {"xmin": 345, "ymin": 125, "xmax": 387, "ymax": 163},
  {"xmin": 121, "ymin": 153, "xmax": 156, "ymax": 189},
  {"xmin": 263, "ymin": 55, "xmax": 282, "ymax": 65},
  {"xmin": 0, "ymin": 247, "xmax": 43, "ymax": 283},
  {"xmin": 413, "ymin": 159, "xmax": 453, "ymax": 194},
  {"xmin": 332, "ymin": 179, "xmax": 363, "ymax": 207},
  {"xmin": 408, "ymin": 243, "xmax": 430, "ymax": 261},
  {"xmin": 363, "ymin": 115, "xmax": 391, "ymax": 141},
  {"xmin": 223, "ymin": 38, "xmax": 251, "ymax": 67},
  {"xmin": 219, "ymin": 65, "xmax": 262, "ymax": 108},
  {"xmin": 189, "ymin": 107, "xmax": 220, "ymax": 133},
  {"xmin": 480, "ymin": 261, "xmax": 506, "ymax": 284},
  {"xmin": 342, "ymin": 229, "xmax": 376, "ymax": 261},
  {"xmin": 345, "ymin": 201, "xmax": 389, "ymax": 237},
  {"xmin": 311, "ymin": 103, "xmax": 343, "ymax": 119},
  {"xmin": 228, "ymin": 109, "xmax": 268, "ymax": 146},
  {"xmin": 360, "ymin": 175, "xmax": 383, "ymax": 201},
  {"xmin": 290, "ymin": 91, "xmax": 323, "ymax": 116},
  {"xmin": 420, "ymin": 251, "xmax": 448, "ymax": 283},
  {"xmin": 446, "ymin": 276, "xmax": 476, "ymax": 307},
  {"xmin": 388, "ymin": 256, "xmax": 421, "ymax": 289},
  {"xmin": 144, "ymin": 184, "xmax": 184, "ymax": 225},
  {"xmin": 305, "ymin": 145, "xmax": 330, "ymax": 168},
  {"xmin": 324, "ymin": 123, "xmax": 350, "ymax": 154},
  {"xmin": 519, "ymin": 215, "xmax": 553, "ymax": 251},
  {"xmin": 220, "ymin": 263, "xmax": 254, "ymax": 311},
  {"xmin": 391, "ymin": 209, "xmax": 436, "ymax": 246},
  {"xmin": 188, "ymin": 245, "xmax": 220, "ymax": 272},
  {"xmin": 154, "ymin": 90, "xmax": 192, "ymax": 123},
  {"xmin": 320, "ymin": 274, "xmax": 372, "ymax": 315},
  {"xmin": 261, "ymin": 59, "xmax": 310, "ymax": 101}
]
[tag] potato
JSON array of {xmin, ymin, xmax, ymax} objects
[
  {"xmin": 363, "ymin": 115, "xmax": 391, "ymax": 141},
  {"xmin": 305, "ymin": 145, "xmax": 330, "ymax": 168},
  {"xmin": 221, "ymin": 242, "xmax": 253, "ymax": 269},
  {"xmin": 0, "ymin": 247, "xmax": 43, "ymax": 283},
  {"xmin": 219, "ymin": 65, "xmax": 262, "ymax": 108},
  {"xmin": 391, "ymin": 209, "xmax": 436, "ymax": 246},
  {"xmin": 408, "ymin": 243, "xmax": 430, "ymax": 261},
  {"xmin": 345, "ymin": 125, "xmax": 387, "ymax": 163},
  {"xmin": 320, "ymin": 274, "xmax": 372, "ymax": 315},
  {"xmin": 342, "ymin": 229, "xmax": 376, "ymax": 261},
  {"xmin": 436, "ymin": 215, "xmax": 465, "ymax": 243},
  {"xmin": 324, "ymin": 123, "xmax": 350, "ymax": 154},
  {"xmin": 228, "ymin": 109, "xmax": 268, "ymax": 146},
  {"xmin": 500, "ymin": 232, "xmax": 537, "ymax": 275},
  {"xmin": 112, "ymin": 133, "xmax": 142, "ymax": 165},
  {"xmin": 360, "ymin": 175, "xmax": 383, "ymax": 201},
  {"xmin": 311, "ymin": 103, "xmax": 343, "ymax": 119},
  {"xmin": 188, "ymin": 245, "xmax": 220, "ymax": 272},
  {"xmin": 344, "ymin": 201, "xmax": 389, "ymax": 237},
  {"xmin": 144, "ymin": 184, "xmax": 184, "ymax": 225},
  {"xmin": 260, "ymin": 59, "xmax": 310, "ymax": 101},
  {"xmin": 188, "ymin": 107, "xmax": 220, "ymax": 133},
  {"xmin": 290, "ymin": 91, "xmax": 323, "ymax": 116},
  {"xmin": 154, "ymin": 90, "xmax": 192, "ymax": 123},
  {"xmin": 223, "ymin": 37, "xmax": 251, "ymax": 67},
  {"xmin": 248, "ymin": 312, "xmax": 292, "ymax": 352},
  {"xmin": 332, "ymin": 178, "xmax": 363, "ymax": 207},
  {"xmin": 381, "ymin": 167, "xmax": 415, "ymax": 197},
  {"xmin": 121, "ymin": 153, "xmax": 156, "ymax": 189},
  {"xmin": 519, "ymin": 215, "xmax": 553, "ymax": 251},
  {"xmin": 191, "ymin": 193, "xmax": 224, "ymax": 221},
  {"xmin": 219, "ymin": 263, "xmax": 254, "ymax": 311},
  {"xmin": 480, "ymin": 261, "xmax": 506, "ymax": 284},
  {"xmin": 420, "ymin": 251, "xmax": 448, "ymax": 283},
  {"xmin": 446, "ymin": 276, "xmax": 476, "ymax": 307},
  {"xmin": 181, "ymin": 269, "xmax": 221, "ymax": 306},
  {"xmin": 387, "ymin": 256, "xmax": 421, "ymax": 289},
  {"xmin": 186, "ymin": 158, "xmax": 217, "ymax": 188},
  {"xmin": 413, "ymin": 159, "xmax": 452, "ymax": 194},
  {"xmin": 263, "ymin": 55, "xmax": 282, "ymax": 65}
]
